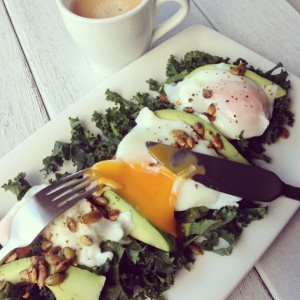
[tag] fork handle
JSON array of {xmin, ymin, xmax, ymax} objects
[{"xmin": 0, "ymin": 241, "xmax": 17, "ymax": 265}]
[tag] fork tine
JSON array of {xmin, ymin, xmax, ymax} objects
[
  {"xmin": 59, "ymin": 185, "xmax": 99, "ymax": 209},
  {"xmin": 50, "ymin": 179, "xmax": 94, "ymax": 204},
  {"xmin": 35, "ymin": 169, "xmax": 87, "ymax": 197},
  {"xmin": 48, "ymin": 185, "xmax": 99, "ymax": 216},
  {"xmin": 46, "ymin": 176, "xmax": 88, "ymax": 200}
]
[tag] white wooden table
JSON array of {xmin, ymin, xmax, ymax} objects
[{"xmin": 0, "ymin": 0, "xmax": 299, "ymax": 299}]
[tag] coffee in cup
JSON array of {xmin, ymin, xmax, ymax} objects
[{"xmin": 70, "ymin": 0, "xmax": 143, "ymax": 19}]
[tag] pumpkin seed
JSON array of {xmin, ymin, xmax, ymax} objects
[
  {"xmin": 37, "ymin": 263, "xmax": 48, "ymax": 289},
  {"xmin": 28, "ymin": 265, "xmax": 38, "ymax": 283},
  {"xmin": 0, "ymin": 280, "xmax": 7, "ymax": 291},
  {"xmin": 45, "ymin": 273, "xmax": 66, "ymax": 286},
  {"xmin": 55, "ymin": 259, "xmax": 70, "ymax": 273},
  {"xmin": 62, "ymin": 247, "xmax": 77, "ymax": 262},
  {"xmin": 4, "ymin": 251, "xmax": 18, "ymax": 263},
  {"xmin": 193, "ymin": 122, "xmax": 204, "ymax": 138},
  {"xmin": 80, "ymin": 235, "xmax": 93, "ymax": 246},
  {"xmin": 41, "ymin": 239, "xmax": 52, "ymax": 251},
  {"xmin": 19, "ymin": 269, "xmax": 30, "ymax": 282},
  {"xmin": 108, "ymin": 209, "xmax": 120, "ymax": 221},
  {"xmin": 81, "ymin": 210, "xmax": 102, "ymax": 224},
  {"xmin": 66, "ymin": 216, "xmax": 77, "ymax": 232},
  {"xmin": 211, "ymin": 135, "xmax": 224, "ymax": 150}
]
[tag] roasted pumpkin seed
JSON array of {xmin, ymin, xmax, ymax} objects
[
  {"xmin": 4, "ymin": 251, "xmax": 18, "ymax": 263},
  {"xmin": 28, "ymin": 265, "xmax": 38, "ymax": 283},
  {"xmin": 230, "ymin": 64, "xmax": 246, "ymax": 76},
  {"xmin": 0, "ymin": 280, "xmax": 7, "ymax": 291},
  {"xmin": 80, "ymin": 235, "xmax": 93, "ymax": 246},
  {"xmin": 108, "ymin": 209, "xmax": 120, "ymax": 221},
  {"xmin": 66, "ymin": 216, "xmax": 77, "ymax": 232},
  {"xmin": 55, "ymin": 259, "xmax": 70, "ymax": 273},
  {"xmin": 41, "ymin": 239, "xmax": 52, "ymax": 251},
  {"xmin": 211, "ymin": 135, "xmax": 224, "ymax": 150},
  {"xmin": 37, "ymin": 263, "xmax": 48, "ymax": 289},
  {"xmin": 62, "ymin": 247, "xmax": 76, "ymax": 262},
  {"xmin": 193, "ymin": 122, "xmax": 204, "ymax": 138},
  {"xmin": 45, "ymin": 273, "xmax": 66, "ymax": 286},
  {"xmin": 81, "ymin": 210, "xmax": 102, "ymax": 224}
]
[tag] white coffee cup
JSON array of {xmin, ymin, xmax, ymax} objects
[{"xmin": 56, "ymin": 0, "xmax": 189, "ymax": 76}]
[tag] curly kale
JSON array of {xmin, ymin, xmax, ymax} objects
[
  {"xmin": 177, "ymin": 201, "xmax": 268, "ymax": 256},
  {"xmin": 1, "ymin": 172, "xmax": 32, "ymax": 201},
  {"xmin": 93, "ymin": 240, "xmax": 193, "ymax": 300},
  {"xmin": 40, "ymin": 90, "xmax": 173, "ymax": 178},
  {"xmin": 148, "ymin": 51, "xmax": 230, "ymax": 94}
]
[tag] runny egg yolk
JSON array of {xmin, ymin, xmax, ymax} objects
[{"xmin": 87, "ymin": 160, "xmax": 178, "ymax": 236}]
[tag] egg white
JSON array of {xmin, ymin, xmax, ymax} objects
[{"xmin": 43, "ymin": 198, "xmax": 135, "ymax": 267}]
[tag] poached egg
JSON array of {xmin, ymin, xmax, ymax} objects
[{"xmin": 164, "ymin": 63, "xmax": 278, "ymax": 139}]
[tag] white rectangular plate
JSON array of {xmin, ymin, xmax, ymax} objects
[{"xmin": 0, "ymin": 25, "xmax": 299, "ymax": 299}]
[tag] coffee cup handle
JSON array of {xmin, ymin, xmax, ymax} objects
[{"xmin": 150, "ymin": 0, "xmax": 189, "ymax": 44}]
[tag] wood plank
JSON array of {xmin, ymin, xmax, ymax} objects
[
  {"xmin": 256, "ymin": 208, "xmax": 300, "ymax": 299},
  {"xmin": 193, "ymin": 0, "xmax": 300, "ymax": 77},
  {"xmin": 287, "ymin": 0, "xmax": 300, "ymax": 13},
  {"xmin": 228, "ymin": 269, "xmax": 272, "ymax": 300},
  {"xmin": 151, "ymin": 0, "xmax": 211, "ymax": 48},
  {"xmin": 3, "ymin": 0, "xmax": 102, "ymax": 119},
  {"xmin": 0, "ymin": 1, "xmax": 48, "ymax": 159}
]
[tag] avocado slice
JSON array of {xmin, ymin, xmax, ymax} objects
[
  {"xmin": 155, "ymin": 109, "xmax": 249, "ymax": 164},
  {"xmin": 186, "ymin": 63, "xmax": 286, "ymax": 98},
  {"xmin": 0, "ymin": 258, "xmax": 105, "ymax": 300},
  {"xmin": 48, "ymin": 266, "xmax": 105, "ymax": 300},
  {"xmin": 103, "ymin": 190, "xmax": 176, "ymax": 252},
  {"xmin": 0, "ymin": 257, "xmax": 31, "ymax": 284}
]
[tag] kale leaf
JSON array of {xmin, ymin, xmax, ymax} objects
[
  {"xmin": 40, "ymin": 90, "xmax": 173, "ymax": 177},
  {"xmin": 148, "ymin": 51, "xmax": 230, "ymax": 94},
  {"xmin": 178, "ymin": 201, "xmax": 268, "ymax": 256},
  {"xmin": 1, "ymin": 172, "xmax": 32, "ymax": 201},
  {"xmin": 94, "ymin": 240, "xmax": 193, "ymax": 300}
]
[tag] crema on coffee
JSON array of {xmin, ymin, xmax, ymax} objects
[{"xmin": 70, "ymin": 0, "xmax": 143, "ymax": 19}]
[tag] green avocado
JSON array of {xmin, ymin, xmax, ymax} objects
[
  {"xmin": 186, "ymin": 63, "xmax": 286, "ymax": 98},
  {"xmin": 103, "ymin": 190, "xmax": 176, "ymax": 252},
  {"xmin": 48, "ymin": 266, "xmax": 105, "ymax": 300},
  {"xmin": 0, "ymin": 258, "xmax": 105, "ymax": 300},
  {"xmin": 155, "ymin": 109, "xmax": 249, "ymax": 164}
]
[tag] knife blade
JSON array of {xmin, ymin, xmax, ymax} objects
[{"xmin": 146, "ymin": 141, "xmax": 300, "ymax": 202}]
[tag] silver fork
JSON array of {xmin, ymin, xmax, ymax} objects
[{"xmin": 0, "ymin": 169, "xmax": 98, "ymax": 265}]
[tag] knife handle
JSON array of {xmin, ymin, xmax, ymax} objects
[{"xmin": 283, "ymin": 183, "xmax": 300, "ymax": 201}]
